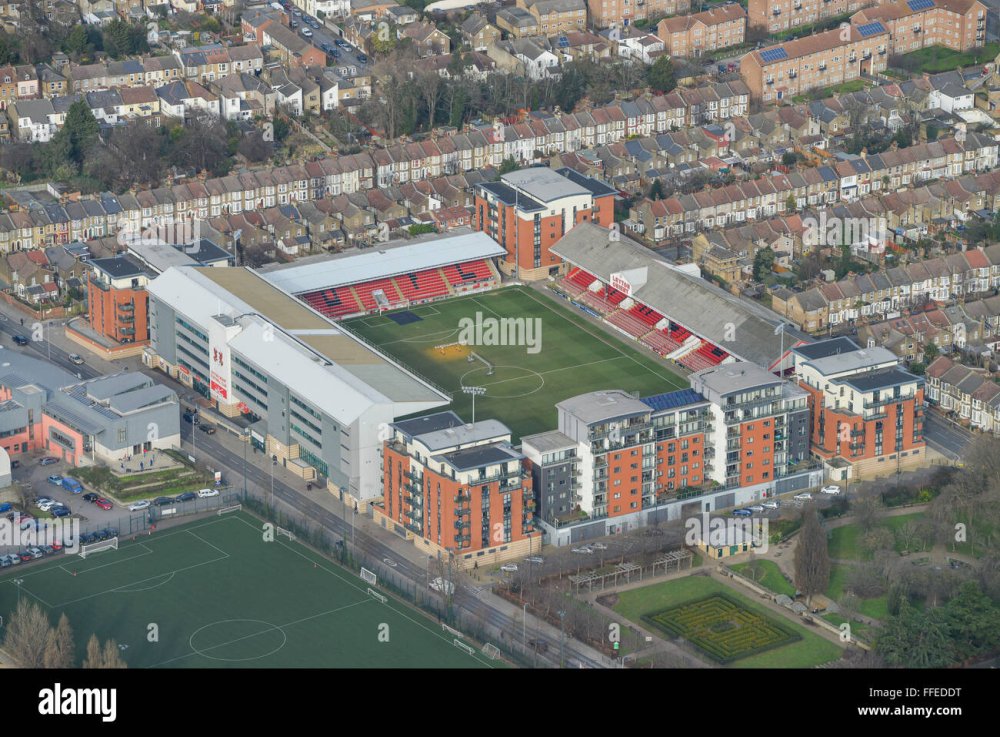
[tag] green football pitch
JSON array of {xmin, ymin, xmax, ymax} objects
[
  {"xmin": 0, "ymin": 513, "xmax": 495, "ymax": 668},
  {"xmin": 346, "ymin": 287, "xmax": 687, "ymax": 439}
]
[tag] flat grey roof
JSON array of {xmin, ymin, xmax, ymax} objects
[
  {"xmin": 503, "ymin": 167, "xmax": 590, "ymax": 203},
  {"xmin": 521, "ymin": 429, "xmax": 577, "ymax": 453},
  {"xmin": 556, "ymin": 389, "xmax": 650, "ymax": 425},
  {"xmin": 413, "ymin": 419, "xmax": 511, "ymax": 453},
  {"xmin": 804, "ymin": 346, "xmax": 898, "ymax": 377}
]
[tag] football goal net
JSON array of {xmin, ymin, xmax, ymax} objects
[
  {"xmin": 217, "ymin": 504, "xmax": 242, "ymax": 516},
  {"xmin": 276, "ymin": 527, "xmax": 295, "ymax": 541},
  {"xmin": 481, "ymin": 643, "xmax": 501, "ymax": 660},
  {"xmin": 80, "ymin": 537, "xmax": 118, "ymax": 559},
  {"xmin": 360, "ymin": 567, "xmax": 377, "ymax": 586}
]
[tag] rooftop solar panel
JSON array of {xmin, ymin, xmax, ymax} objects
[
  {"xmin": 760, "ymin": 47, "xmax": 788, "ymax": 63},
  {"xmin": 642, "ymin": 388, "xmax": 706, "ymax": 412},
  {"xmin": 857, "ymin": 21, "xmax": 886, "ymax": 37},
  {"xmin": 906, "ymin": 0, "xmax": 934, "ymax": 10}
]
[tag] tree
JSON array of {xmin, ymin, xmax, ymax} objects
[
  {"xmin": 237, "ymin": 129, "xmax": 274, "ymax": 163},
  {"xmin": 83, "ymin": 634, "xmax": 127, "ymax": 668},
  {"xmin": 646, "ymin": 56, "xmax": 675, "ymax": 93},
  {"xmin": 169, "ymin": 112, "xmax": 230, "ymax": 175},
  {"xmin": 877, "ymin": 602, "xmax": 952, "ymax": 667},
  {"xmin": 415, "ymin": 69, "xmax": 443, "ymax": 130},
  {"xmin": 63, "ymin": 25, "xmax": 93, "ymax": 60},
  {"xmin": 43, "ymin": 614, "xmax": 75, "ymax": 668},
  {"xmin": 48, "ymin": 100, "xmax": 99, "ymax": 175},
  {"xmin": 794, "ymin": 508, "xmax": 830, "ymax": 605},
  {"xmin": 498, "ymin": 157, "xmax": 519, "ymax": 175},
  {"xmin": 3, "ymin": 599, "xmax": 52, "ymax": 668},
  {"xmin": 785, "ymin": 194, "xmax": 796, "ymax": 213},
  {"xmin": 752, "ymin": 246, "xmax": 775, "ymax": 281},
  {"xmin": 649, "ymin": 178, "xmax": 665, "ymax": 200},
  {"xmin": 923, "ymin": 341, "xmax": 940, "ymax": 363}
]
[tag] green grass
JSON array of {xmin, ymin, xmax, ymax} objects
[
  {"xmin": 0, "ymin": 513, "xmax": 493, "ymax": 668},
  {"xmin": 730, "ymin": 560, "xmax": 795, "ymax": 596},
  {"xmin": 823, "ymin": 612, "xmax": 872, "ymax": 641},
  {"xmin": 827, "ymin": 524, "xmax": 862, "ymax": 560},
  {"xmin": 644, "ymin": 593, "xmax": 801, "ymax": 664},
  {"xmin": 894, "ymin": 43, "xmax": 1000, "ymax": 74},
  {"xmin": 74, "ymin": 451, "xmax": 214, "ymax": 501},
  {"xmin": 345, "ymin": 286, "xmax": 687, "ymax": 440},
  {"xmin": 612, "ymin": 576, "xmax": 842, "ymax": 668}
]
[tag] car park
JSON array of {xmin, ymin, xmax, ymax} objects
[
  {"xmin": 175, "ymin": 491, "xmax": 197, "ymax": 502},
  {"xmin": 821, "ymin": 485, "xmax": 842, "ymax": 495},
  {"xmin": 500, "ymin": 563, "xmax": 518, "ymax": 572},
  {"xmin": 47, "ymin": 474, "xmax": 63, "ymax": 485},
  {"xmin": 7, "ymin": 552, "xmax": 20, "ymax": 565},
  {"xmin": 39, "ymin": 457, "xmax": 58, "ymax": 465},
  {"xmin": 95, "ymin": 498, "xmax": 113, "ymax": 511},
  {"xmin": 128, "ymin": 500, "xmax": 150, "ymax": 511},
  {"xmin": 198, "ymin": 488, "xmax": 219, "ymax": 498},
  {"xmin": 794, "ymin": 492, "xmax": 813, "ymax": 501},
  {"xmin": 68, "ymin": 354, "xmax": 85, "ymax": 365},
  {"xmin": 762, "ymin": 500, "xmax": 780, "ymax": 509}
]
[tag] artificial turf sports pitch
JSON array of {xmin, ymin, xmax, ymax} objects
[
  {"xmin": 0, "ymin": 512, "xmax": 494, "ymax": 668},
  {"xmin": 345, "ymin": 286, "xmax": 687, "ymax": 440}
]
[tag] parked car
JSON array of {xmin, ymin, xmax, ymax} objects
[
  {"xmin": 198, "ymin": 488, "xmax": 219, "ymax": 498},
  {"xmin": 27, "ymin": 547, "xmax": 43, "ymax": 559},
  {"xmin": 749, "ymin": 504, "xmax": 766, "ymax": 513},
  {"xmin": 152, "ymin": 496, "xmax": 175, "ymax": 506},
  {"xmin": 34, "ymin": 497, "xmax": 54, "ymax": 510},
  {"xmin": 95, "ymin": 498, "xmax": 113, "ymax": 511},
  {"xmin": 175, "ymin": 491, "xmax": 197, "ymax": 502},
  {"xmin": 199, "ymin": 424, "xmax": 217, "ymax": 435},
  {"xmin": 0, "ymin": 555, "xmax": 10, "ymax": 568},
  {"xmin": 17, "ymin": 551, "xmax": 33, "ymax": 562},
  {"xmin": 762, "ymin": 500, "xmax": 780, "ymax": 510},
  {"xmin": 47, "ymin": 474, "xmax": 64, "ymax": 485},
  {"xmin": 61, "ymin": 477, "xmax": 83, "ymax": 494},
  {"xmin": 526, "ymin": 556, "xmax": 545, "ymax": 564},
  {"xmin": 40, "ymin": 545, "xmax": 54, "ymax": 555},
  {"xmin": 500, "ymin": 563, "xmax": 518, "ymax": 572},
  {"xmin": 301, "ymin": 28, "xmax": 313, "ymax": 37},
  {"xmin": 572, "ymin": 546, "xmax": 594, "ymax": 554},
  {"xmin": 128, "ymin": 500, "xmax": 151, "ymax": 511},
  {"xmin": 429, "ymin": 577, "xmax": 455, "ymax": 595},
  {"xmin": 732, "ymin": 508, "xmax": 753, "ymax": 517},
  {"xmin": 51, "ymin": 506, "xmax": 71, "ymax": 518},
  {"xmin": 528, "ymin": 638, "xmax": 549, "ymax": 653},
  {"xmin": 592, "ymin": 542, "xmax": 607, "ymax": 550},
  {"xmin": 821, "ymin": 485, "xmax": 842, "ymax": 495},
  {"xmin": 7, "ymin": 552, "xmax": 20, "ymax": 565},
  {"xmin": 39, "ymin": 457, "xmax": 58, "ymax": 465},
  {"xmin": 357, "ymin": 53, "xmax": 368, "ymax": 64},
  {"xmin": 68, "ymin": 354, "xmax": 85, "ymax": 365},
  {"xmin": 82, "ymin": 492, "xmax": 99, "ymax": 502},
  {"xmin": 794, "ymin": 492, "xmax": 813, "ymax": 501},
  {"xmin": 12, "ymin": 334, "xmax": 29, "ymax": 346},
  {"xmin": 0, "ymin": 502, "xmax": 10, "ymax": 514}
]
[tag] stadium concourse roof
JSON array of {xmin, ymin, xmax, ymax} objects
[
  {"xmin": 551, "ymin": 223, "xmax": 811, "ymax": 369},
  {"xmin": 148, "ymin": 267, "xmax": 449, "ymax": 424},
  {"xmin": 259, "ymin": 231, "xmax": 505, "ymax": 295}
]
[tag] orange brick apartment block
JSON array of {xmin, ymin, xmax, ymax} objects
[
  {"xmin": 474, "ymin": 167, "xmax": 617, "ymax": 281},
  {"xmin": 87, "ymin": 254, "xmax": 152, "ymax": 345},
  {"xmin": 851, "ymin": 0, "xmax": 988, "ymax": 55},
  {"xmin": 381, "ymin": 412, "xmax": 540, "ymax": 560},
  {"xmin": 588, "ymin": 0, "xmax": 691, "ymax": 31},
  {"xmin": 740, "ymin": 22, "xmax": 890, "ymax": 102},
  {"xmin": 749, "ymin": 0, "xmax": 873, "ymax": 33},
  {"xmin": 656, "ymin": 4, "xmax": 747, "ymax": 57},
  {"xmin": 791, "ymin": 337, "xmax": 925, "ymax": 477}
]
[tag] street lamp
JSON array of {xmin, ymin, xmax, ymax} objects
[
  {"xmin": 242, "ymin": 428, "xmax": 250, "ymax": 496},
  {"xmin": 270, "ymin": 454, "xmax": 277, "ymax": 510},
  {"xmin": 13, "ymin": 578, "xmax": 23, "ymax": 606},
  {"xmin": 522, "ymin": 601, "xmax": 527, "ymax": 646},
  {"xmin": 461, "ymin": 385, "xmax": 486, "ymax": 426}
]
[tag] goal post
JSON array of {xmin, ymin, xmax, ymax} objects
[
  {"xmin": 481, "ymin": 643, "xmax": 501, "ymax": 660},
  {"xmin": 367, "ymin": 587, "xmax": 387, "ymax": 604},
  {"xmin": 360, "ymin": 567, "xmax": 377, "ymax": 586},
  {"xmin": 79, "ymin": 537, "xmax": 118, "ymax": 559},
  {"xmin": 276, "ymin": 527, "xmax": 295, "ymax": 541},
  {"xmin": 217, "ymin": 504, "xmax": 242, "ymax": 516}
]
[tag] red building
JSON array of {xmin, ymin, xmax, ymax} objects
[
  {"xmin": 474, "ymin": 167, "xmax": 616, "ymax": 281},
  {"xmin": 377, "ymin": 411, "xmax": 540, "ymax": 568},
  {"xmin": 86, "ymin": 255, "xmax": 152, "ymax": 345}
]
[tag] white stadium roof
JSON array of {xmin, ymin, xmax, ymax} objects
[{"xmin": 260, "ymin": 231, "xmax": 505, "ymax": 295}]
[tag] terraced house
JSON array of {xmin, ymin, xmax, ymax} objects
[{"xmin": 926, "ymin": 355, "xmax": 1000, "ymax": 433}]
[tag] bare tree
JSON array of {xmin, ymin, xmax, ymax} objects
[
  {"xmin": 794, "ymin": 508, "xmax": 830, "ymax": 605},
  {"xmin": 43, "ymin": 613, "xmax": 75, "ymax": 668},
  {"xmin": 415, "ymin": 70, "xmax": 443, "ymax": 131},
  {"xmin": 3, "ymin": 599, "xmax": 52, "ymax": 668},
  {"xmin": 83, "ymin": 634, "xmax": 127, "ymax": 668},
  {"xmin": 851, "ymin": 493, "xmax": 885, "ymax": 533}
]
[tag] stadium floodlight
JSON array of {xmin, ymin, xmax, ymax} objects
[{"xmin": 461, "ymin": 386, "xmax": 486, "ymax": 426}]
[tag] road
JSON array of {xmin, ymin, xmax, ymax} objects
[
  {"xmin": 0, "ymin": 317, "xmax": 102, "ymax": 380},
  {"xmin": 924, "ymin": 410, "xmax": 974, "ymax": 461},
  {"xmin": 179, "ymin": 420, "xmax": 605, "ymax": 668}
]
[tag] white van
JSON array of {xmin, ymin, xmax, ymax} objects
[{"xmin": 198, "ymin": 488, "xmax": 220, "ymax": 498}]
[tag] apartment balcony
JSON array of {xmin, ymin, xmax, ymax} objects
[
  {"xmin": 454, "ymin": 493, "xmax": 470, "ymax": 504},
  {"xmin": 454, "ymin": 520, "xmax": 470, "ymax": 530},
  {"xmin": 454, "ymin": 534, "xmax": 471, "ymax": 544},
  {"xmin": 788, "ymin": 71, "xmax": 797, "ymax": 79},
  {"xmin": 116, "ymin": 302, "xmax": 135, "ymax": 312}
]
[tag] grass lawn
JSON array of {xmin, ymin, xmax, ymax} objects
[
  {"xmin": 0, "ymin": 512, "xmax": 492, "ymax": 668},
  {"xmin": 827, "ymin": 512, "xmax": 927, "ymax": 560},
  {"xmin": 730, "ymin": 560, "xmax": 795, "ymax": 596},
  {"xmin": 894, "ymin": 43, "xmax": 1000, "ymax": 74},
  {"xmin": 74, "ymin": 452, "xmax": 214, "ymax": 501},
  {"xmin": 612, "ymin": 576, "xmax": 842, "ymax": 668},
  {"xmin": 826, "ymin": 564, "xmax": 849, "ymax": 600},
  {"xmin": 345, "ymin": 286, "xmax": 687, "ymax": 440},
  {"xmin": 823, "ymin": 612, "xmax": 872, "ymax": 641}
]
